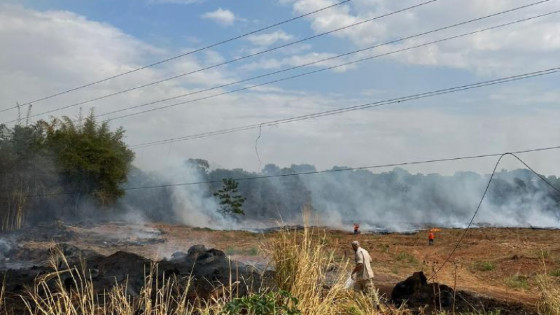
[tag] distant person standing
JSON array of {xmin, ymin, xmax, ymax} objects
[
  {"xmin": 428, "ymin": 231, "xmax": 435, "ymax": 245},
  {"xmin": 353, "ymin": 223, "xmax": 360, "ymax": 235},
  {"xmin": 351, "ymin": 241, "xmax": 374, "ymax": 295}
]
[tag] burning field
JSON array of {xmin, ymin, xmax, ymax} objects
[{"xmin": 0, "ymin": 221, "xmax": 559, "ymax": 314}]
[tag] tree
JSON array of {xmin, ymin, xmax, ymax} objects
[
  {"xmin": 0, "ymin": 111, "xmax": 135, "ymax": 230},
  {"xmin": 213, "ymin": 178, "xmax": 246, "ymax": 216},
  {"xmin": 0, "ymin": 123, "xmax": 54, "ymax": 230},
  {"xmin": 40, "ymin": 112, "xmax": 135, "ymax": 206}
]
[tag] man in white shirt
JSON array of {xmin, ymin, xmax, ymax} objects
[{"xmin": 351, "ymin": 240, "xmax": 375, "ymax": 295}]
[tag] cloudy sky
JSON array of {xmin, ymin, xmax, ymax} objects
[{"xmin": 0, "ymin": 0, "xmax": 559, "ymax": 176}]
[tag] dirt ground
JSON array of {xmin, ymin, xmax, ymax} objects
[{"xmin": 19, "ymin": 222, "xmax": 560, "ymax": 310}]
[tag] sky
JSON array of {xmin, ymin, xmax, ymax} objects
[{"xmin": 0, "ymin": 0, "xmax": 559, "ymax": 176}]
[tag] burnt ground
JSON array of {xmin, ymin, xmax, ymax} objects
[{"xmin": 1, "ymin": 222, "xmax": 559, "ymax": 314}]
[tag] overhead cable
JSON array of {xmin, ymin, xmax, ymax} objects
[
  {"xmin": 1, "ymin": 0, "xmax": 442, "ymax": 119},
  {"xmin": 430, "ymin": 152, "xmax": 560, "ymax": 280},
  {"xmin": 130, "ymin": 66, "xmax": 560, "ymax": 148},
  {"xmin": 0, "ymin": 0, "xmax": 353, "ymax": 112},
  {"xmin": 95, "ymin": 7, "xmax": 559, "ymax": 123},
  {"xmin": 19, "ymin": 144, "xmax": 560, "ymax": 198}
]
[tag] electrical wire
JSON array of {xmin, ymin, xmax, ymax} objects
[
  {"xmin": 130, "ymin": 66, "xmax": 560, "ymax": 148},
  {"xmin": 0, "ymin": 0, "xmax": 353, "ymax": 113},
  {"xmin": 7, "ymin": 0, "xmax": 551, "ymax": 123},
  {"xmin": 15, "ymin": 144, "xmax": 560, "ymax": 198},
  {"xmin": 95, "ymin": 8, "xmax": 559, "ymax": 124},
  {"xmin": 429, "ymin": 152, "xmax": 560, "ymax": 281}
]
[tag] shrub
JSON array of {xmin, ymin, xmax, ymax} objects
[
  {"xmin": 222, "ymin": 290, "xmax": 301, "ymax": 315},
  {"xmin": 536, "ymin": 273, "xmax": 560, "ymax": 315},
  {"xmin": 505, "ymin": 274, "xmax": 529, "ymax": 290},
  {"xmin": 474, "ymin": 261, "xmax": 496, "ymax": 272},
  {"xmin": 395, "ymin": 252, "xmax": 418, "ymax": 265},
  {"xmin": 549, "ymin": 269, "xmax": 560, "ymax": 277}
]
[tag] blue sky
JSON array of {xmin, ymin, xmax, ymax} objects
[{"xmin": 0, "ymin": 0, "xmax": 559, "ymax": 175}]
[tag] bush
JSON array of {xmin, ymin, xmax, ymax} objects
[
  {"xmin": 505, "ymin": 275, "xmax": 529, "ymax": 290},
  {"xmin": 536, "ymin": 273, "xmax": 560, "ymax": 315},
  {"xmin": 549, "ymin": 269, "xmax": 560, "ymax": 277},
  {"xmin": 474, "ymin": 261, "xmax": 496, "ymax": 272},
  {"xmin": 222, "ymin": 290, "xmax": 301, "ymax": 315},
  {"xmin": 395, "ymin": 252, "xmax": 418, "ymax": 265}
]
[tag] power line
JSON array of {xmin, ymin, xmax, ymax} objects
[
  {"xmin": 430, "ymin": 153, "xmax": 505, "ymax": 281},
  {"xmin": 130, "ymin": 66, "xmax": 560, "ymax": 148},
  {"xmin": 95, "ymin": 7, "xmax": 559, "ymax": 124},
  {"xmin": 1, "ymin": 0, "xmax": 442, "ymax": 120},
  {"xmin": 0, "ymin": 0, "xmax": 352, "ymax": 113},
  {"xmin": 18, "ymin": 144, "xmax": 560, "ymax": 198},
  {"xmin": 430, "ymin": 152, "xmax": 560, "ymax": 281}
]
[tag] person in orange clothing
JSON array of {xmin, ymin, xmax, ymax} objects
[{"xmin": 428, "ymin": 231, "xmax": 435, "ymax": 245}]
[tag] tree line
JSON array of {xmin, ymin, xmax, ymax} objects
[{"xmin": 0, "ymin": 113, "xmax": 133, "ymax": 231}]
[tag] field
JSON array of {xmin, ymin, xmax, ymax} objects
[
  {"xmin": 27, "ymin": 223, "xmax": 559, "ymax": 306},
  {"xmin": 4, "ymin": 221, "xmax": 559, "ymax": 314}
]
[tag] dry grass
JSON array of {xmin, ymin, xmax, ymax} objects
[
  {"xmin": 536, "ymin": 273, "xmax": 560, "ymax": 315},
  {"xmin": 2, "ymin": 214, "xmax": 385, "ymax": 314},
  {"xmin": 262, "ymin": 209, "xmax": 381, "ymax": 315},
  {"xmin": 4, "ymin": 218, "xmax": 558, "ymax": 314},
  {"xmin": 17, "ymin": 246, "xmax": 219, "ymax": 315}
]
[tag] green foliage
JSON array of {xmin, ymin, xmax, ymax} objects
[
  {"xmin": 213, "ymin": 178, "xmax": 246, "ymax": 216},
  {"xmin": 226, "ymin": 246, "xmax": 236, "ymax": 255},
  {"xmin": 248, "ymin": 247, "xmax": 259, "ymax": 256},
  {"xmin": 377, "ymin": 244, "xmax": 390, "ymax": 253},
  {"xmin": 41, "ymin": 113, "xmax": 134, "ymax": 205},
  {"xmin": 395, "ymin": 252, "xmax": 418, "ymax": 265},
  {"xmin": 0, "ymin": 112, "xmax": 134, "ymax": 229},
  {"xmin": 505, "ymin": 274, "xmax": 529, "ymax": 289},
  {"xmin": 538, "ymin": 249, "xmax": 551, "ymax": 259},
  {"xmin": 222, "ymin": 290, "xmax": 301, "ymax": 315},
  {"xmin": 474, "ymin": 261, "xmax": 496, "ymax": 272},
  {"xmin": 549, "ymin": 269, "xmax": 560, "ymax": 277},
  {"xmin": 0, "ymin": 123, "xmax": 57, "ymax": 230}
]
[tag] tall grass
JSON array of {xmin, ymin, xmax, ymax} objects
[
  {"xmin": 536, "ymin": 273, "xmax": 560, "ymax": 315},
  {"xmin": 7, "ymin": 221, "xmax": 558, "ymax": 314},
  {"xmin": 263, "ymin": 210, "xmax": 380, "ymax": 315},
  {"xmin": 1, "ymin": 190, "xmax": 26, "ymax": 232},
  {"xmin": 7, "ymin": 216, "xmax": 382, "ymax": 314},
  {"xmin": 18, "ymin": 246, "xmax": 218, "ymax": 315}
]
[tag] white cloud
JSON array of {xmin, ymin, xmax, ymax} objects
[
  {"xmin": 201, "ymin": 8, "xmax": 237, "ymax": 26},
  {"xmin": 1, "ymin": 3, "xmax": 560, "ymax": 184},
  {"xmin": 245, "ymin": 30, "xmax": 294, "ymax": 46},
  {"xmin": 282, "ymin": 0, "xmax": 560, "ymax": 75},
  {"xmin": 240, "ymin": 51, "xmax": 357, "ymax": 73}
]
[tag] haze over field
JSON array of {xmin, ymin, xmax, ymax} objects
[{"xmin": 121, "ymin": 160, "xmax": 560, "ymax": 231}]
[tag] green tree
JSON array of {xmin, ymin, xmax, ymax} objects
[
  {"xmin": 213, "ymin": 178, "xmax": 246, "ymax": 216},
  {"xmin": 40, "ymin": 112, "xmax": 135, "ymax": 206},
  {"xmin": 0, "ymin": 123, "xmax": 54, "ymax": 230}
]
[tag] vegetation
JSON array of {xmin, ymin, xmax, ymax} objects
[
  {"xmin": 0, "ymin": 113, "xmax": 134, "ymax": 230},
  {"xmin": 263, "ymin": 210, "xmax": 380, "ymax": 315},
  {"xmin": 213, "ymin": 178, "xmax": 246, "ymax": 216},
  {"xmin": 505, "ymin": 274, "xmax": 529, "ymax": 290},
  {"xmin": 395, "ymin": 252, "xmax": 418, "ymax": 265},
  {"xmin": 222, "ymin": 290, "xmax": 301, "ymax": 315},
  {"xmin": 178, "ymin": 160, "xmax": 560, "ymax": 225},
  {"xmin": 40, "ymin": 115, "xmax": 134, "ymax": 205},
  {"xmin": 1, "ymin": 228, "xmax": 558, "ymax": 314},
  {"xmin": 550, "ymin": 269, "xmax": 560, "ymax": 277},
  {"xmin": 536, "ymin": 273, "xmax": 560, "ymax": 315},
  {"xmin": 474, "ymin": 261, "xmax": 496, "ymax": 272}
]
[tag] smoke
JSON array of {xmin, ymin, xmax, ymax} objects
[
  {"xmin": 121, "ymin": 159, "xmax": 242, "ymax": 230},
  {"xmin": 298, "ymin": 167, "xmax": 560, "ymax": 231},
  {"xmin": 119, "ymin": 159, "xmax": 560, "ymax": 232}
]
